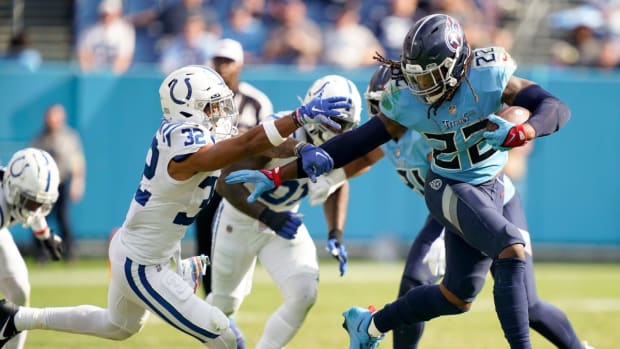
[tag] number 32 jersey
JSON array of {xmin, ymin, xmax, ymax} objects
[
  {"xmin": 121, "ymin": 120, "xmax": 218, "ymax": 265},
  {"xmin": 381, "ymin": 46, "xmax": 517, "ymax": 185}
]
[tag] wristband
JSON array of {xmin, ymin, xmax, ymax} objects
[
  {"xmin": 259, "ymin": 166, "xmax": 282, "ymax": 186},
  {"xmin": 33, "ymin": 226, "xmax": 51, "ymax": 240},
  {"xmin": 292, "ymin": 109, "xmax": 304, "ymax": 128},
  {"xmin": 328, "ymin": 228, "xmax": 343, "ymax": 243},
  {"xmin": 293, "ymin": 141, "xmax": 309, "ymax": 157},
  {"xmin": 263, "ymin": 120, "xmax": 287, "ymax": 146}
]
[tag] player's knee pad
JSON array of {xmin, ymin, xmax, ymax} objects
[
  {"xmin": 281, "ymin": 274, "xmax": 318, "ymax": 312},
  {"xmin": 0, "ymin": 276, "xmax": 30, "ymax": 305}
]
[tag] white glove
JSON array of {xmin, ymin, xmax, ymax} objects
[
  {"xmin": 422, "ymin": 232, "xmax": 446, "ymax": 278},
  {"xmin": 307, "ymin": 168, "xmax": 347, "ymax": 206}
]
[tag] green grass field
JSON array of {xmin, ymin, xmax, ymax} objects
[{"xmin": 10, "ymin": 258, "xmax": 620, "ymax": 348}]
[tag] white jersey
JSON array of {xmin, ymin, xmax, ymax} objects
[{"xmin": 120, "ymin": 120, "xmax": 219, "ymax": 265}]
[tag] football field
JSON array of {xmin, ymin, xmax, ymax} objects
[{"xmin": 14, "ymin": 258, "xmax": 620, "ymax": 348}]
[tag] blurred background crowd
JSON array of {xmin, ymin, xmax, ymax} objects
[{"xmin": 1, "ymin": 0, "xmax": 620, "ymax": 74}]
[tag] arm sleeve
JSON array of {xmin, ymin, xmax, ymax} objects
[
  {"xmin": 512, "ymin": 84, "xmax": 571, "ymax": 137},
  {"xmin": 320, "ymin": 116, "xmax": 393, "ymax": 169}
]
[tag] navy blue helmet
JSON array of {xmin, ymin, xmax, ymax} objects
[
  {"xmin": 401, "ymin": 14, "xmax": 471, "ymax": 104},
  {"xmin": 364, "ymin": 65, "xmax": 392, "ymax": 117}
]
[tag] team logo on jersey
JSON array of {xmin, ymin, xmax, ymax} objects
[
  {"xmin": 429, "ymin": 178, "xmax": 443, "ymax": 191},
  {"xmin": 444, "ymin": 17, "xmax": 463, "ymax": 53}
]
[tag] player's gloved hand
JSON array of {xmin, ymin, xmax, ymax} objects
[
  {"xmin": 422, "ymin": 232, "xmax": 446, "ymax": 278},
  {"xmin": 226, "ymin": 167, "xmax": 281, "ymax": 203},
  {"xmin": 179, "ymin": 254, "xmax": 210, "ymax": 294},
  {"xmin": 483, "ymin": 113, "xmax": 527, "ymax": 151},
  {"xmin": 258, "ymin": 208, "xmax": 302, "ymax": 240},
  {"xmin": 43, "ymin": 233, "xmax": 63, "ymax": 261},
  {"xmin": 326, "ymin": 229, "xmax": 348, "ymax": 276},
  {"xmin": 294, "ymin": 94, "xmax": 351, "ymax": 129},
  {"xmin": 298, "ymin": 144, "xmax": 334, "ymax": 183}
]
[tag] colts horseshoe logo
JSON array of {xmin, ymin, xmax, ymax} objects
[
  {"xmin": 168, "ymin": 78, "xmax": 192, "ymax": 105},
  {"xmin": 9, "ymin": 155, "xmax": 29, "ymax": 177}
]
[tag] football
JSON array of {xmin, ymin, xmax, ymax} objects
[{"xmin": 486, "ymin": 106, "xmax": 531, "ymax": 131}]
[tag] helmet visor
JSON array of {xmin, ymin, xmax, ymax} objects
[
  {"xmin": 402, "ymin": 57, "xmax": 455, "ymax": 103},
  {"xmin": 201, "ymin": 95, "xmax": 239, "ymax": 140}
]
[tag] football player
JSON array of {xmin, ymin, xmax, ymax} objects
[
  {"xmin": 224, "ymin": 14, "xmax": 583, "ymax": 349},
  {"xmin": 0, "ymin": 148, "xmax": 63, "ymax": 349},
  {"xmin": 0, "ymin": 65, "xmax": 350, "ymax": 349},
  {"xmin": 364, "ymin": 65, "xmax": 592, "ymax": 349},
  {"xmin": 208, "ymin": 75, "xmax": 363, "ymax": 349}
]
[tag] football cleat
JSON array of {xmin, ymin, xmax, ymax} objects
[
  {"xmin": 179, "ymin": 255, "xmax": 210, "ymax": 294},
  {"xmin": 0, "ymin": 299, "xmax": 20, "ymax": 348},
  {"xmin": 342, "ymin": 306, "xmax": 384, "ymax": 349}
]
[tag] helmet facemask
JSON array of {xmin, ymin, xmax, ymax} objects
[
  {"xmin": 199, "ymin": 93, "xmax": 239, "ymax": 142},
  {"xmin": 402, "ymin": 54, "xmax": 459, "ymax": 104}
]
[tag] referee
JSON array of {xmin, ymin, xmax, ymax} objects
[{"xmin": 194, "ymin": 38, "xmax": 274, "ymax": 296}]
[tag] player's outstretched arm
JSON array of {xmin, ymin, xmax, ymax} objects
[
  {"xmin": 216, "ymin": 154, "xmax": 301, "ymax": 240},
  {"xmin": 171, "ymin": 95, "xmax": 350, "ymax": 178}
]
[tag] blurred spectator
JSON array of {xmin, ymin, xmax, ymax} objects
[
  {"xmin": 598, "ymin": 38, "xmax": 620, "ymax": 68},
  {"xmin": 159, "ymin": 15, "xmax": 219, "ymax": 74},
  {"xmin": 548, "ymin": 4, "xmax": 611, "ymax": 67},
  {"xmin": 76, "ymin": 0, "xmax": 135, "ymax": 74},
  {"xmin": 221, "ymin": 4, "xmax": 269, "ymax": 63},
  {"xmin": 369, "ymin": 0, "xmax": 427, "ymax": 60},
  {"xmin": 194, "ymin": 38, "xmax": 274, "ymax": 295},
  {"xmin": 263, "ymin": 0, "xmax": 322, "ymax": 69},
  {"xmin": 210, "ymin": 39, "xmax": 274, "ymax": 132},
  {"xmin": 158, "ymin": 0, "xmax": 221, "ymax": 41},
  {"xmin": 30, "ymin": 104, "xmax": 86, "ymax": 262},
  {"xmin": 322, "ymin": 2, "xmax": 385, "ymax": 69},
  {"xmin": 0, "ymin": 30, "xmax": 42, "ymax": 72}
]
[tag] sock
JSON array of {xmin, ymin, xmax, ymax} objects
[
  {"xmin": 13, "ymin": 306, "xmax": 44, "ymax": 331},
  {"xmin": 493, "ymin": 258, "xmax": 531, "ymax": 348},
  {"xmin": 368, "ymin": 318, "xmax": 382, "ymax": 337}
]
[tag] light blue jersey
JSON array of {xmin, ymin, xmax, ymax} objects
[
  {"xmin": 381, "ymin": 47, "xmax": 517, "ymax": 184},
  {"xmin": 381, "ymin": 130, "xmax": 432, "ymax": 196},
  {"xmin": 382, "ymin": 129, "xmax": 516, "ymax": 205}
]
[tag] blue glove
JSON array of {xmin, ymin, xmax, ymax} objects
[
  {"xmin": 226, "ymin": 168, "xmax": 279, "ymax": 203},
  {"xmin": 298, "ymin": 144, "xmax": 334, "ymax": 183},
  {"xmin": 295, "ymin": 94, "xmax": 351, "ymax": 129},
  {"xmin": 483, "ymin": 114, "xmax": 526, "ymax": 151},
  {"xmin": 326, "ymin": 229, "xmax": 348, "ymax": 276},
  {"xmin": 258, "ymin": 208, "xmax": 302, "ymax": 239}
]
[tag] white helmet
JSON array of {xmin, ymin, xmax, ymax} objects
[
  {"xmin": 2, "ymin": 148, "xmax": 60, "ymax": 226},
  {"xmin": 303, "ymin": 75, "xmax": 362, "ymax": 145},
  {"xmin": 159, "ymin": 65, "xmax": 239, "ymax": 141}
]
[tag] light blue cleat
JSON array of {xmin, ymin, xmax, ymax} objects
[{"xmin": 342, "ymin": 306, "xmax": 384, "ymax": 349}]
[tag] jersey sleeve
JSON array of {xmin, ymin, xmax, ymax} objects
[
  {"xmin": 471, "ymin": 47, "xmax": 517, "ymax": 94},
  {"xmin": 161, "ymin": 122, "xmax": 213, "ymax": 161}
]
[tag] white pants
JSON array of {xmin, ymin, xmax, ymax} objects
[
  {"xmin": 209, "ymin": 201, "xmax": 319, "ymax": 348},
  {"xmin": 0, "ymin": 229, "xmax": 30, "ymax": 349},
  {"xmin": 106, "ymin": 230, "xmax": 235, "ymax": 347}
]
